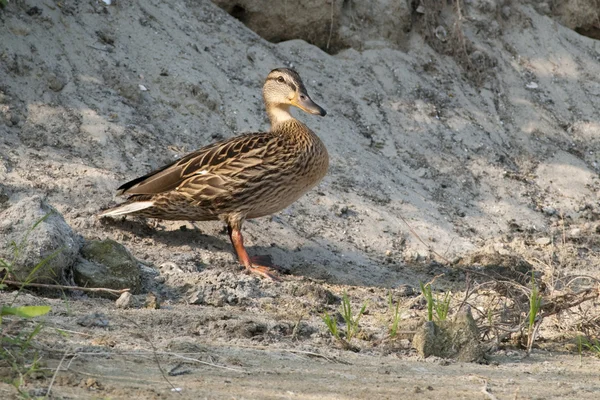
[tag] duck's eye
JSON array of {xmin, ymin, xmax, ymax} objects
[{"xmin": 277, "ymin": 76, "xmax": 285, "ymax": 83}]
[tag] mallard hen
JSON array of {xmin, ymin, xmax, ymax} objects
[{"xmin": 100, "ymin": 68, "xmax": 328, "ymax": 280}]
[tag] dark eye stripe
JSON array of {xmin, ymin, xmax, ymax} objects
[{"xmin": 267, "ymin": 76, "xmax": 298, "ymax": 92}]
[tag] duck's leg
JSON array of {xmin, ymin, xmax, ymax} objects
[{"xmin": 227, "ymin": 224, "xmax": 280, "ymax": 281}]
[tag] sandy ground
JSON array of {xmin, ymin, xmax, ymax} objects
[
  {"xmin": 2, "ymin": 291, "xmax": 600, "ymax": 400},
  {"xmin": 2, "ymin": 0, "xmax": 600, "ymax": 398}
]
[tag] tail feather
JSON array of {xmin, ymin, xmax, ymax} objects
[{"xmin": 99, "ymin": 201, "xmax": 154, "ymax": 217}]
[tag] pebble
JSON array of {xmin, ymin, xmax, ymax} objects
[
  {"xmin": 396, "ymin": 284, "xmax": 415, "ymax": 297},
  {"xmin": 570, "ymin": 228, "xmax": 581, "ymax": 236},
  {"xmin": 144, "ymin": 292, "xmax": 160, "ymax": 309},
  {"xmin": 336, "ymin": 205, "xmax": 349, "ymax": 217},
  {"xmin": 47, "ymin": 72, "xmax": 67, "ymax": 92},
  {"xmin": 77, "ymin": 312, "xmax": 109, "ymax": 328},
  {"xmin": 535, "ymin": 237, "xmax": 552, "ymax": 246},
  {"xmin": 115, "ymin": 291, "xmax": 133, "ymax": 309},
  {"xmin": 542, "ymin": 206, "xmax": 557, "ymax": 216}
]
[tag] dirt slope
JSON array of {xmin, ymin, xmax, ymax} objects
[{"xmin": 3, "ymin": 1, "xmax": 600, "ymax": 286}]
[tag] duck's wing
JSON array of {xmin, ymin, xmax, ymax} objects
[{"xmin": 118, "ymin": 131, "xmax": 279, "ymax": 196}]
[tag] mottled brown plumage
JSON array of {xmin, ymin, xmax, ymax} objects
[{"xmin": 100, "ymin": 68, "xmax": 328, "ymax": 279}]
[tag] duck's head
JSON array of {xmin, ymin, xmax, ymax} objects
[{"xmin": 263, "ymin": 68, "xmax": 326, "ymax": 126}]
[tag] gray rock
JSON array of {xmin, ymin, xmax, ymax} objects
[
  {"xmin": 412, "ymin": 321, "xmax": 442, "ymax": 358},
  {"xmin": 74, "ymin": 239, "xmax": 141, "ymax": 295},
  {"xmin": 570, "ymin": 228, "xmax": 581, "ymax": 237},
  {"xmin": 395, "ymin": 284, "xmax": 415, "ymax": 297},
  {"xmin": 144, "ymin": 292, "xmax": 160, "ymax": 309},
  {"xmin": 542, "ymin": 206, "xmax": 557, "ymax": 216},
  {"xmin": 0, "ymin": 196, "xmax": 81, "ymax": 284},
  {"xmin": 47, "ymin": 71, "xmax": 67, "ymax": 92},
  {"xmin": 77, "ymin": 312, "xmax": 109, "ymax": 328},
  {"xmin": 115, "ymin": 291, "xmax": 133, "ymax": 309},
  {"xmin": 412, "ymin": 307, "xmax": 484, "ymax": 362}
]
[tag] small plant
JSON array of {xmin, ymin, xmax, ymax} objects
[
  {"xmin": 340, "ymin": 292, "xmax": 367, "ymax": 342},
  {"xmin": 434, "ymin": 290, "xmax": 451, "ymax": 321},
  {"xmin": 420, "ymin": 282, "xmax": 451, "ymax": 322},
  {"xmin": 582, "ymin": 338, "xmax": 600, "ymax": 358},
  {"xmin": 578, "ymin": 334, "xmax": 584, "ymax": 366},
  {"xmin": 389, "ymin": 296, "xmax": 402, "ymax": 338},
  {"xmin": 1, "ymin": 305, "xmax": 51, "ymax": 320},
  {"xmin": 420, "ymin": 282, "xmax": 434, "ymax": 322},
  {"xmin": 0, "ymin": 214, "xmax": 54, "ymax": 395},
  {"xmin": 321, "ymin": 312, "xmax": 340, "ymax": 340},
  {"xmin": 526, "ymin": 275, "xmax": 543, "ymax": 354},
  {"xmin": 322, "ymin": 292, "xmax": 367, "ymax": 346},
  {"xmin": 1, "ymin": 305, "xmax": 51, "ymax": 395}
]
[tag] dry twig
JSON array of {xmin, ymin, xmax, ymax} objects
[
  {"xmin": 45, "ymin": 349, "xmax": 70, "ymax": 399},
  {"xmin": 3, "ymin": 280, "xmax": 129, "ymax": 296}
]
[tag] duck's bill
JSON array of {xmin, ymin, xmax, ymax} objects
[{"xmin": 293, "ymin": 95, "xmax": 327, "ymax": 116}]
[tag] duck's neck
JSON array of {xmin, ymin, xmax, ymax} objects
[{"xmin": 266, "ymin": 104, "xmax": 294, "ymax": 129}]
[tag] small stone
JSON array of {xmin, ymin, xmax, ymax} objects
[
  {"xmin": 96, "ymin": 30, "xmax": 115, "ymax": 45},
  {"xmin": 570, "ymin": 228, "xmax": 581, "ymax": 236},
  {"xmin": 396, "ymin": 284, "xmax": 414, "ymax": 297},
  {"xmin": 404, "ymin": 250, "xmax": 420, "ymax": 262},
  {"xmin": 10, "ymin": 113, "xmax": 20, "ymax": 125},
  {"xmin": 47, "ymin": 72, "xmax": 67, "ymax": 92},
  {"xmin": 159, "ymin": 261, "xmax": 182, "ymax": 274},
  {"xmin": 542, "ymin": 206, "xmax": 556, "ymax": 216},
  {"xmin": 535, "ymin": 2, "xmax": 551, "ymax": 15},
  {"xmin": 26, "ymin": 6, "xmax": 43, "ymax": 16},
  {"xmin": 82, "ymin": 377, "xmax": 102, "ymax": 390},
  {"xmin": 535, "ymin": 237, "xmax": 552, "ymax": 246},
  {"xmin": 526, "ymin": 82, "xmax": 539, "ymax": 90},
  {"xmin": 28, "ymin": 388, "xmax": 47, "ymax": 397},
  {"xmin": 188, "ymin": 290, "xmax": 205, "ymax": 305},
  {"xmin": 77, "ymin": 312, "xmax": 109, "ymax": 328},
  {"xmin": 434, "ymin": 25, "xmax": 447, "ymax": 42},
  {"xmin": 144, "ymin": 292, "xmax": 160, "ymax": 309},
  {"xmin": 115, "ymin": 291, "xmax": 133, "ymax": 309},
  {"xmin": 412, "ymin": 321, "xmax": 441, "ymax": 358},
  {"xmin": 335, "ymin": 205, "xmax": 349, "ymax": 217}
]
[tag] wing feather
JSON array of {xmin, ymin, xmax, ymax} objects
[{"xmin": 118, "ymin": 132, "xmax": 276, "ymax": 196}]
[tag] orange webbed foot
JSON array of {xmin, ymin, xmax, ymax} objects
[{"xmin": 245, "ymin": 263, "xmax": 281, "ymax": 281}]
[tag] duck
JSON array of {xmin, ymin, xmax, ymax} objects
[{"xmin": 100, "ymin": 68, "xmax": 329, "ymax": 280}]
